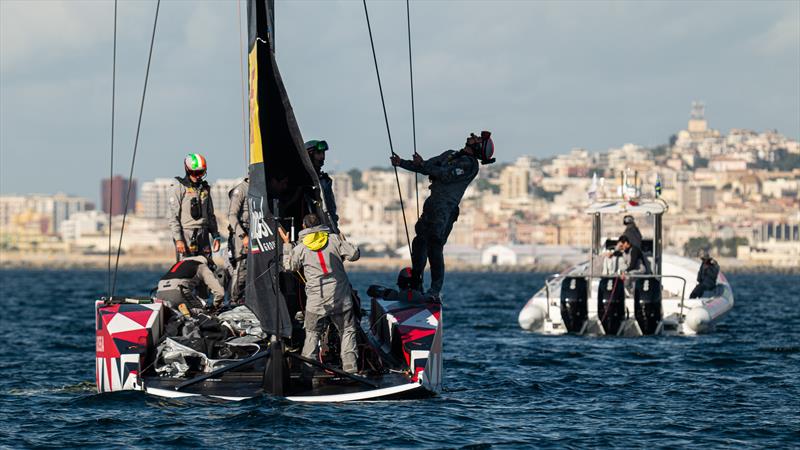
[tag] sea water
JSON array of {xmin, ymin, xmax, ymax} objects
[{"xmin": 0, "ymin": 270, "xmax": 798, "ymax": 448}]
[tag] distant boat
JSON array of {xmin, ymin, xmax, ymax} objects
[
  {"xmin": 518, "ymin": 191, "xmax": 733, "ymax": 336},
  {"xmin": 94, "ymin": 0, "xmax": 442, "ymax": 401}
]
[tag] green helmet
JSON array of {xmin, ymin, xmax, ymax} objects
[{"xmin": 304, "ymin": 140, "xmax": 329, "ymax": 152}]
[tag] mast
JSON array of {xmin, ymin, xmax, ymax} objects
[{"xmin": 244, "ymin": 0, "xmax": 322, "ymax": 340}]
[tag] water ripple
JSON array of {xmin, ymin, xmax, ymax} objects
[{"xmin": 0, "ymin": 269, "xmax": 798, "ymax": 448}]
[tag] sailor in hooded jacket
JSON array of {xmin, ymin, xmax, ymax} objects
[
  {"xmin": 391, "ymin": 132, "xmax": 493, "ymax": 298},
  {"xmin": 284, "ymin": 214, "xmax": 361, "ymax": 373}
]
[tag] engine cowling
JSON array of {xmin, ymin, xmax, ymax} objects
[
  {"xmin": 560, "ymin": 276, "xmax": 587, "ymax": 333},
  {"xmin": 634, "ymin": 278, "xmax": 662, "ymax": 335}
]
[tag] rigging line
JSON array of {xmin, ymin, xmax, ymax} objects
[
  {"xmin": 111, "ymin": 0, "xmax": 161, "ymax": 296},
  {"xmin": 107, "ymin": 0, "xmax": 118, "ymax": 298},
  {"xmin": 362, "ymin": 0, "xmax": 412, "ymax": 257},
  {"xmin": 236, "ymin": 0, "xmax": 248, "ymax": 170},
  {"xmin": 406, "ymin": 0, "xmax": 420, "ymax": 221}
]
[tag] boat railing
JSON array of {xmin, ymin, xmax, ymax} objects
[{"xmin": 543, "ymin": 273, "xmax": 688, "ymax": 320}]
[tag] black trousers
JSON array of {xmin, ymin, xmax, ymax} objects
[{"xmin": 410, "ymin": 206, "xmax": 459, "ymax": 296}]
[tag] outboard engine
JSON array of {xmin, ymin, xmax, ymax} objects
[
  {"xmin": 559, "ymin": 276, "xmax": 587, "ymax": 332},
  {"xmin": 597, "ymin": 277, "xmax": 624, "ymax": 335},
  {"xmin": 634, "ymin": 278, "xmax": 662, "ymax": 335}
]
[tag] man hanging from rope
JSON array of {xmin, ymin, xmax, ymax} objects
[{"xmin": 391, "ymin": 131, "xmax": 495, "ymax": 301}]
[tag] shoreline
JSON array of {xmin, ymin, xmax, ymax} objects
[{"xmin": 0, "ymin": 252, "xmax": 796, "ymax": 274}]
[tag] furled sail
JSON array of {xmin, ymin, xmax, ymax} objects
[{"xmin": 245, "ymin": 0, "xmax": 322, "ymax": 337}]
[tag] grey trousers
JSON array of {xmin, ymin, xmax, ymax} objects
[
  {"xmin": 302, "ymin": 309, "xmax": 358, "ymax": 373},
  {"xmin": 228, "ymin": 234, "xmax": 247, "ymax": 304}
]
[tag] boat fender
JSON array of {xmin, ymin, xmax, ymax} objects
[
  {"xmin": 686, "ymin": 308, "xmax": 712, "ymax": 333},
  {"xmin": 519, "ymin": 304, "xmax": 545, "ymax": 331}
]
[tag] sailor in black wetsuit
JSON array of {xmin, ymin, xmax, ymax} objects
[
  {"xmin": 690, "ymin": 251, "xmax": 720, "ymax": 298},
  {"xmin": 392, "ymin": 132, "xmax": 495, "ymax": 300}
]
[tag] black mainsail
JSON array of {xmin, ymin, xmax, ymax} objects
[{"xmin": 245, "ymin": 0, "xmax": 321, "ymax": 338}]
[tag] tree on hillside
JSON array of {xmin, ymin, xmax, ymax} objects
[{"xmin": 684, "ymin": 237, "xmax": 711, "ymax": 257}]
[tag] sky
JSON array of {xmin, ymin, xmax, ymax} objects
[{"xmin": 1, "ymin": 0, "xmax": 798, "ymax": 203}]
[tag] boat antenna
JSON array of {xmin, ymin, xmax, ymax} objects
[
  {"xmin": 406, "ymin": 0, "xmax": 420, "ymax": 220},
  {"xmin": 362, "ymin": 0, "xmax": 412, "ymax": 258},
  {"xmin": 111, "ymin": 0, "xmax": 161, "ymax": 296},
  {"xmin": 107, "ymin": 0, "xmax": 118, "ymax": 298}
]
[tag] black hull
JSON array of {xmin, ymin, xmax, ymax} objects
[{"xmin": 142, "ymin": 371, "xmax": 433, "ymax": 402}]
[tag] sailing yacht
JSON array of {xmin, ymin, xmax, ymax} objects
[{"xmin": 94, "ymin": 0, "xmax": 442, "ymax": 402}]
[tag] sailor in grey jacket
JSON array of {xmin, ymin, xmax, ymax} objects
[{"xmin": 283, "ymin": 214, "xmax": 361, "ymax": 373}]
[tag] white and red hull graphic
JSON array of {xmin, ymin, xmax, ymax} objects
[{"xmin": 95, "ymin": 301, "xmax": 164, "ymax": 393}]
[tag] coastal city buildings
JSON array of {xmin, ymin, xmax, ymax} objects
[{"xmin": 2, "ymin": 105, "xmax": 798, "ymax": 268}]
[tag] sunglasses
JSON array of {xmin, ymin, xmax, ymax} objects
[
  {"xmin": 311, "ymin": 140, "xmax": 328, "ymax": 152},
  {"xmin": 188, "ymin": 169, "xmax": 206, "ymax": 178}
]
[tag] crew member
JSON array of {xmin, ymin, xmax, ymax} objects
[
  {"xmin": 156, "ymin": 255, "xmax": 226, "ymax": 311},
  {"xmin": 689, "ymin": 250, "xmax": 720, "ymax": 298},
  {"xmin": 305, "ymin": 140, "xmax": 339, "ymax": 232},
  {"xmin": 603, "ymin": 241, "xmax": 625, "ymax": 275},
  {"xmin": 619, "ymin": 235, "xmax": 650, "ymax": 296},
  {"xmin": 168, "ymin": 154, "xmax": 221, "ymax": 261},
  {"xmin": 391, "ymin": 131, "xmax": 494, "ymax": 299},
  {"xmin": 227, "ymin": 177, "xmax": 249, "ymax": 304},
  {"xmin": 283, "ymin": 214, "xmax": 361, "ymax": 374},
  {"xmin": 622, "ymin": 215, "xmax": 643, "ymax": 249},
  {"xmin": 367, "ymin": 267, "xmax": 427, "ymax": 303}
]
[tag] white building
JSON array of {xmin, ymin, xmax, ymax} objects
[
  {"xmin": 139, "ymin": 178, "xmax": 174, "ymax": 219},
  {"xmin": 0, "ymin": 193, "xmax": 92, "ymax": 234},
  {"xmin": 60, "ymin": 210, "xmax": 107, "ymax": 242},
  {"xmin": 499, "ymin": 157, "xmax": 533, "ymax": 201},
  {"xmin": 210, "ymin": 178, "xmax": 243, "ymax": 228}
]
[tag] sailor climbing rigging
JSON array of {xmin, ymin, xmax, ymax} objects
[
  {"xmin": 168, "ymin": 154, "xmax": 221, "ymax": 261},
  {"xmin": 391, "ymin": 132, "xmax": 495, "ymax": 299}
]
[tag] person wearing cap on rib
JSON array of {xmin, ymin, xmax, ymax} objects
[
  {"xmin": 305, "ymin": 139, "xmax": 339, "ymax": 233},
  {"xmin": 621, "ymin": 215, "xmax": 643, "ymax": 249},
  {"xmin": 689, "ymin": 250, "xmax": 720, "ymax": 298},
  {"xmin": 391, "ymin": 131, "xmax": 495, "ymax": 300},
  {"xmin": 168, "ymin": 153, "xmax": 221, "ymax": 261}
]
